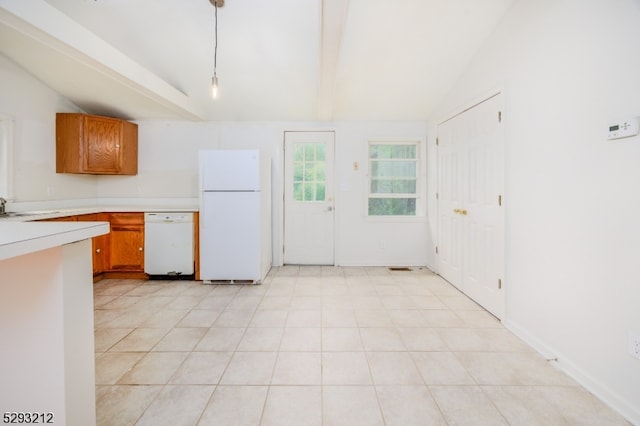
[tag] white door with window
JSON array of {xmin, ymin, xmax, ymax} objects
[
  {"xmin": 437, "ymin": 93, "xmax": 505, "ymax": 319},
  {"xmin": 283, "ymin": 131, "xmax": 335, "ymax": 265}
]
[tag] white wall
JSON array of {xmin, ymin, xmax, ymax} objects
[
  {"xmin": 333, "ymin": 122, "xmax": 429, "ymax": 266},
  {"xmin": 99, "ymin": 120, "xmax": 429, "ymax": 267},
  {"xmin": 0, "ymin": 54, "xmax": 97, "ymax": 205},
  {"xmin": 428, "ymin": 0, "xmax": 640, "ymax": 422},
  {"xmin": 0, "ymin": 52, "xmax": 431, "ymax": 267}
]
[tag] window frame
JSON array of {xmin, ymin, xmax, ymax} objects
[
  {"xmin": 0, "ymin": 115, "xmax": 14, "ymax": 201},
  {"xmin": 367, "ymin": 140, "xmax": 420, "ymax": 217}
]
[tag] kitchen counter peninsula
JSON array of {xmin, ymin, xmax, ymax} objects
[{"xmin": 0, "ymin": 221, "xmax": 109, "ymax": 426}]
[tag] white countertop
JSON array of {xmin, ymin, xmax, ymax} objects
[
  {"xmin": 0, "ymin": 221, "xmax": 110, "ymax": 261},
  {"xmin": 0, "ymin": 206, "xmax": 199, "ymax": 222},
  {"xmin": 0, "ymin": 201, "xmax": 195, "ymax": 260}
]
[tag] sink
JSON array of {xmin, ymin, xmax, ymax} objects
[{"xmin": 0, "ymin": 212, "xmax": 33, "ymax": 217}]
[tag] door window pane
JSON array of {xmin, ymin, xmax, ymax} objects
[
  {"xmin": 293, "ymin": 163, "xmax": 304, "ymax": 181},
  {"xmin": 304, "ymin": 144, "xmax": 316, "ymax": 161},
  {"xmin": 292, "ymin": 142, "xmax": 327, "ymax": 202}
]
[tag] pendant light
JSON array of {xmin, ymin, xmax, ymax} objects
[{"xmin": 210, "ymin": 0, "xmax": 223, "ymax": 98}]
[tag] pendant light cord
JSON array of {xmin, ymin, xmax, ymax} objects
[{"xmin": 213, "ymin": 2, "xmax": 218, "ymax": 77}]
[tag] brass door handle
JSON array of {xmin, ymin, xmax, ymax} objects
[
  {"xmin": 460, "ymin": 209, "xmax": 467, "ymax": 216},
  {"xmin": 453, "ymin": 208, "xmax": 460, "ymax": 214}
]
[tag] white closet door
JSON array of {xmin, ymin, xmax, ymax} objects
[
  {"xmin": 437, "ymin": 116, "xmax": 464, "ymax": 287},
  {"xmin": 437, "ymin": 93, "xmax": 505, "ymax": 319}
]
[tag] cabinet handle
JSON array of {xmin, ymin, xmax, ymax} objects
[
  {"xmin": 453, "ymin": 208, "xmax": 460, "ymax": 214},
  {"xmin": 115, "ymin": 144, "xmax": 120, "ymax": 148},
  {"xmin": 460, "ymin": 209, "xmax": 468, "ymax": 216},
  {"xmin": 96, "ymin": 248, "xmax": 101, "ymax": 253},
  {"xmin": 139, "ymin": 247, "xmax": 143, "ymax": 251}
]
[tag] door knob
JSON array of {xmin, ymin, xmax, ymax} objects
[
  {"xmin": 326, "ymin": 206, "xmax": 334, "ymax": 212},
  {"xmin": 460, "ymin": 209, "xmax": 468, "ymax": 216},
  {"xmin": 453, "ymin": 208, "xmax": 460, "ymax": 214}
]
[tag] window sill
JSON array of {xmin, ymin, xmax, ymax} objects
[{"xmin": 364, "ymin": 215, "xmax": 427, "ymax": 223}]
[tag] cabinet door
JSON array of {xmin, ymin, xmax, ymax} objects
[
  {"xmin": 77, "ymin": 213, "xmax": 110, "ymax": 275},
  {"xmin": 120, "ymin": 120, "xmax": 138, "ymax": 175},
  {"xmin": 108, "ymin": 213, "xmax": 144, "ymax": 271},
  {"xmin": 83, "ymin": 115, "xmax": 122, "ymax": 173},
  {"xmin": 94, "ymin": 213, "xmax": 111, "ymax": 274}
]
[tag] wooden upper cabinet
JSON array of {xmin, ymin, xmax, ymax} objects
[{"xmin": 56, "ymin": 113, "xmax": 138, "ymax": 175}]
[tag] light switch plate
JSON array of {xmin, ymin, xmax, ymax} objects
[{"xmin": 608, "ymin": 117, "xmax": 639, "ymax": 140}]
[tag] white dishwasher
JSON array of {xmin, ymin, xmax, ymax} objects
[{"xmin": 144, "ymin": 212, "xmax": 194, "ymax": 276}]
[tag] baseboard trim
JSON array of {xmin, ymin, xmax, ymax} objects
[{"xmin": 503, "ymin": 319, "xmax": 639, "ymax": 425}]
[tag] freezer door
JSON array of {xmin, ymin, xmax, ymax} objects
[
  {"xmin": 200, "ymin": 191, "xmax": 261, "ymax": 280},
  {"xmin": 200, "ymin": 150, "xmax": 260, "ymax": 191}
]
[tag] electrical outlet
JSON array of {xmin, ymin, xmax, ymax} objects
[{"xmin": 629, "ymin": 332, "xmax": 640, "ymax": 360}]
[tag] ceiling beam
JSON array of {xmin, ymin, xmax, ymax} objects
[
  {"xmin": 317, "ymin": 0, "xmax": 349, "ymax": 121},
  {"xmin": 0, "ymin": 0, "xmax": 206, "ymax": 120}
]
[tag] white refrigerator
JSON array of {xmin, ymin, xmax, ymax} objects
[{"xmin": 199, "ymin": 149, "xmax": 271, "ymax": 283}]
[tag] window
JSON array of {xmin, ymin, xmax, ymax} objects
[
  {"xmin": 368, "ymin": 142, "xmax": 418, "ymax": 216},
  {"xmin": 0, "ymin": 116, "xmax": 14, "ymax": 200},
  {"xmin": 292, "ymin": 143, "xmax": 326, "ymax": 202}
]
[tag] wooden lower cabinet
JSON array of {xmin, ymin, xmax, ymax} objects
[
  {"xmin": 107, "ymin": 213, "xmax": 145, "ymax": 277},
  {"xmin": 76, "ymin": 213, "xmax": 110, "ymax": 276},
  {"xmin": 39, "ymin": 210, "xmax": 198, "ymax": 281}
]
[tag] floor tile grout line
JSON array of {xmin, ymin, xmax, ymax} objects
[{"xmin": 94, "ymin": 267, "xmax": 627, "ymax": 425}]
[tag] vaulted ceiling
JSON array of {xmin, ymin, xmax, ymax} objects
[{"xmin": 0, "ymin": 0, "xmax": 515, "ymax": 121}]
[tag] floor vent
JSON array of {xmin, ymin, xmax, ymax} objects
[
  {"xmin": 203, "ymin": 279, "xmax": 258, "ymax": 285},
  {"xmin": 388, "ymin": 267, "xmax": 412, "ymax": 272}
]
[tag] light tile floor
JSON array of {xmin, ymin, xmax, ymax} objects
[{"xmin": 94, "ymin": 266, "xmax": 630, "ymax": 425}]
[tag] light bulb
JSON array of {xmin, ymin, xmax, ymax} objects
[{"xmin": 211, "ymin": 75, "xmax": 219, "ymax": 99}]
